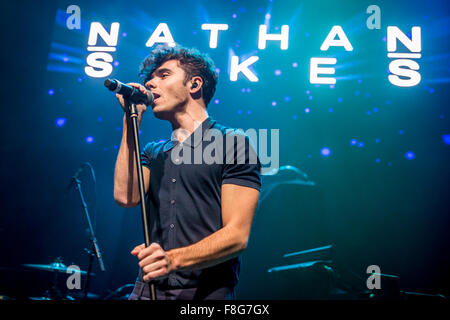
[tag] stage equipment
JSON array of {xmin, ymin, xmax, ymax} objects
[
  {"xmin": 68, "ymin": 162, "xmax": 105, "ymax": 300},
  {"xmin": 104, "ymin": 79, "xmax": 156, "ymax": 300},
  {"xmin": 22, "ymin": 257, "xmax": 88, "ymax": 300},
  {"xmin": 22, "ymin": 260, "xmax": 87, "ymax": 275},
  {"xmin": 267, "ymin": 245, "xmax": 447, "ymax": 300},
  {"xmin": 104, "ymin": 78, "xmax": 153, "ymax": 105}
]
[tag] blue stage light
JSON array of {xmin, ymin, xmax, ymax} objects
[
  {"xmin": 56, "ymin": 118, "xmax": 66, "ymax": 127},
  {"xmin": 405, "ymin": 151, "xmax": 415, "ymax": 160},
  {"xmin": 48, "ymin": 89, "xmax": 55, "ymax": 95},
  {"xmin": 442, "ymin": 134, "xmax": 450, "ymax": 145},
  {"xmin": 86, "ymin": 136, "xmax": 94, "ymax": 144},
  {"xmin": 321, "ymin": 147, "xmax": 331, "ymax": 156},
  {"xmin": 350, "ymin": 139, "xmax": 357, "ymax": 145}
]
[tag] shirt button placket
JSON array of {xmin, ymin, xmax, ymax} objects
[{"xmin": 169, "ymin": 175, "xmax": 177, "ymax": 250}]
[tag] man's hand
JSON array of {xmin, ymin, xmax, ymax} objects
[
  {"xmin": 131, "ymin": 243, "xmax": 173, "ymax": 282},
  {"xmin": 116, "ymin": 82, "xmax": 149, "ymax": 115}
]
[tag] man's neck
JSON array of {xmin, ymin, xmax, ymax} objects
[{"xmin": 169, "ymin": 108, "xmax": 209, "ymax": 143}]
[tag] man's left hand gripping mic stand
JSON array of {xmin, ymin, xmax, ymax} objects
[{"xmin": 126, "ymin": 94, "xmax": 157, "ymax": 301}]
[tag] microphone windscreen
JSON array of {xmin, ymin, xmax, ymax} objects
[{"xmin": 104, "ymin": 78, "xmax": 116, "ymax": 90}]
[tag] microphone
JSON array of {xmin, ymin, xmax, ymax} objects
[
  {"xmin": 72, "ymin": 166, "xmax": 83, "ymax": 180},
  {"xmin": 104, "ymin": 78, "xmax": 153, "ymax": 105},
  {"xmin": 66, "ymin": 164, "xmax": 84, "ymax": 189}
]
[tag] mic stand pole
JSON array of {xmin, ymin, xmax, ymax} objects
[
  {"xmin": 73, "ymin": 178, "xmax": 105, "ymax": 300},
  {"xmin": 127, "ymin": 101, "xmax": 156, "ymax": 300}
]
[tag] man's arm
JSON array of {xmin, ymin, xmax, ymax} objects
[
  {"xmin": 113, "ymin": 83, "xmax": 150, "ymax": 207},
  {"xmin": 131, "ymin": 184, "xmax": 259, "ymax": 281}
]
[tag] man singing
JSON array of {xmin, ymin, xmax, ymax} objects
[{"xmin": 113, "ymin": 45, "xmax": 261, "ymax": 300}]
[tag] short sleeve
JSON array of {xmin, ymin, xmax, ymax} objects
[
  {"xmin": 140, "ymin": 142, "xmax": 155, "ymax": 169},
  {"xmin": 222, "ymin": 130, "xmax": 261, "ymax": 191}
]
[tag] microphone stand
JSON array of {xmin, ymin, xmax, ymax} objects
[
  {"xmin": 127, "ymin": 101, "xmax": 156, "ymax": 301},
  {"xmin": 72, "ymin": 177, "xmax": 105, "ymax": 299}
]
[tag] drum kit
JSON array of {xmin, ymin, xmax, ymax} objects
[
  {"xmin": 1, "ymin": 164, "xmax": 134, "ymax": 300},
  {"xmin": 17, "ymin": 257, "xmax": 99, "ymax": 300},
  {"xmin": 10, "ymin": 257, "xmax": 134, "ymax": 300}
]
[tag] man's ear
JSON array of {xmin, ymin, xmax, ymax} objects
[{"xmin": 190, "ymin": 76, "xmax": 203, "ymax": 93}]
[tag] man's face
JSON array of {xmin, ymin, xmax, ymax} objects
[{"xmin": 144, "ymin": 59, "xmax": 190, "ymax": 119}]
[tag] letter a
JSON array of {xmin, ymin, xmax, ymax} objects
[
  {"xmin": 366, "ymin": 265, "xmax": 381, "ymax": 290},
  {"xmin": 66, "ymin": 5, "xmax": 81, "ymax": 30},
  {"xmin": 146, "ymin": 23, "xmax": 176, "ymax": 47},
  {"xmin": 320, "ymin": 26, "xmax": 353, "ymax": 51},
  {"xmin": 366, "ymin": 5, "xmax": 381, "ymax": 30},
  {"xmin": 66, "ymin": 265, "xmax": 81, "ymax": 290}
]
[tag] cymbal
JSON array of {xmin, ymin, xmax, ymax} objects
[
  {"xmin": 22, "ymin": 262, "xmax": 87, "ymax": 275},
  {"xmin": 66, "ymin": 292, "xmax": 100, "ymax": 300}
]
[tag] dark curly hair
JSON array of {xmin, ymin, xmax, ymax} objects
[{"xmin": 139, "ymin": 45, "xmax": 218, "ymax": 107}]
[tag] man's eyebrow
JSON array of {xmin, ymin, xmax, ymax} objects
[{"xmin": 151, "ymin": 68, "xmax": 172, "ymax": 77}]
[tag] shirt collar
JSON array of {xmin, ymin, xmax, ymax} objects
[{"xmin": 162, "ymin": 117, "xmax": 216, "ymax": 153}]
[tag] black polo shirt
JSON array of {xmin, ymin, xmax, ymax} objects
[{"xmin": 137, "ymin": 116, "xmax": 261, "ymax": 292}]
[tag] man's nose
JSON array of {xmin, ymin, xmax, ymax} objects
[{"xmin": 145, "ymin": 79, "xmax": 157, "ymax": 89}]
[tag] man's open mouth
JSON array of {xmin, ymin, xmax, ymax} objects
[{"xmin": 152, "ymin": 93, "xmax": 161, "ymax": 101}]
